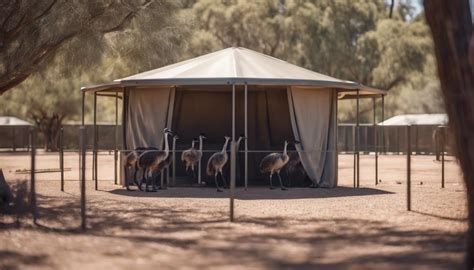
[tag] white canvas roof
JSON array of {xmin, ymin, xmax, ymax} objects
[
  {"xmin": 378, "ymin": 114, "xmax": 448, "ymax": 126},
  {"xmin": 82, "ymin": 47, "xmax": 385, "ymax": 96},
  {"xmin": 0, "ymin": 116, "xmax": 32, "ymax": 126}
]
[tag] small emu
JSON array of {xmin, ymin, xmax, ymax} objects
[
  {"xmin": 124, "ymin": 146, "xmax": 157, "ymax": 191},
  {"xmin": 206, "ymin": 136, "xmax": 231, "ymax": 192},
  {"xmin": 137, "ymin": 128, "xmax": 174, "ymax": 192},
  {"xmin": 260, "ymin": 140, "xmax": 299, "ymax": 190},
  {"xmin": 181, "ymin": 134, "xmax": 206, "ymax": 180}
]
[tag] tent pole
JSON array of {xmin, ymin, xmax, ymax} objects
[
  {"xmin": 81, "ymin": 91, "xmax": 85, "ymax": 182},
  {"xmin": 356, "ymin": 90, "xmax": 360, "ymax": 188},
  {"xmin": 374, "ymin": 97, "xmax": 378, "ymax": 186},
  {"xmin": 230, "ymin": 83, "xmax": 236, "ymax": 222},
  {"xmin": 244, "ymin": 83, "xmax": 248, "ymax": 191},
  {"xmin": 114, "ymin": 92, "xmax": 118, "ymax": 185},
  {"xmin": 353, "ymin": 124, "xmax": 356, "ymax": 188},
  {"xmin": 93, "ymin": 92, "xmax": 98, "ymax": 190}
]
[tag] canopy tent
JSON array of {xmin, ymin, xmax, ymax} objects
[
  {"xmin": 82, "ymin": 47, "xmax": 386, "ymax": 189},
  {"xmin": 379, "ymin": 114, "xmax": 448, "ymax": 126}
]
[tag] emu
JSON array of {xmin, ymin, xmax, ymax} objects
[
  {"xmin": 137, "ymin": 128, "xmax": 174, "ymax": 192},
  {"xmin": 206, "ymin": 136, "xmax": 231, "ymax": 192},
  {"xmin": 141, "ymin": 134, "xmax": 178, "ymax": 190},
  {"xmin": 124, "ymin": 146, "xmax": 157, "ymax": 191},
  {"xmin": 285, "ymin": 152, "xmax": 306, "ymax": 187},
  {"xmin": 181, "ymin": 134, "xmax": 206, "ymax": 180},
  {"xmin": 260, "ymin": 140, "xmax": 299, "ymax": 190}
]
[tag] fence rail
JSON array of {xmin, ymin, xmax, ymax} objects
[{"xmin": 0, "ymin": 124, "xmax": 449, "ymax": 154}]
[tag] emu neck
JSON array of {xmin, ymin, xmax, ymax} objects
[
  {"xmin": 283, "ymin": 142, "xmax": 288, "ymax": 156},
  {"xmin": 199, "ymin": 137, "xmax": 203, "ymax": 151},
  {"xmin": 164, "ymin": 133, "xmax": 170, "ymax": 155},
  {"xmin": 222, "ymin": 139, "xmax": 230, "ymax": 153},
  {"xmin": 191, "ymin": 141, "xmax": 195, "ymax": 149},
  {"xmin": 236, "ymin": 138, "xmax": 243, "ymax": 150}
]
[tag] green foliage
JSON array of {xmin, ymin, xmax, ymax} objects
[{"xmin": 0, "ymin": 0, "xmax": 445, "ymax": 133}]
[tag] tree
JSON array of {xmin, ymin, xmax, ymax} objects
[
  {"xmin": 424, "ymin": 0, "xmax": 474, "ymax": 268},
  {"xmin": 0, "ymin": 0, "xmax": 190, "ymax": 150},
  {"xmin": 184, "ymin": 0, "xmax": 434, "ymax": 122},
  {"xmin": 0, "ymin": 0, "xmax": 181, "ymax": 95}
]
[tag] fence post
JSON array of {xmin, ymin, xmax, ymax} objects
[
  {"xmin": 60, "ymin": 127, "xmax": 64, "ymax": 192},
  {"xmin": 441, "ymin": 126, "xmax": 445, "ymax": 188},
  {"xmin": 114, "ymin": 92, "xmax": 118, "ymax": 185},
  {"xmin": 407, "ymin": 125, "xmax": 411, "ymax": 211},
  {"xmin": 80, "ymin": 126, "xmax": 87, "ymax": 231},
  {"xmin": 30, "ymin": 128, "xmax": 38, "ymax": 224}
]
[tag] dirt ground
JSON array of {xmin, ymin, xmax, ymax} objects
[{"xmin": 0, "ymin": 151, "xmax": 468, "ymax": 270}]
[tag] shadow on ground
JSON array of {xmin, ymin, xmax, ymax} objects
[
  {"xmin": 1, "ymin": 192, "xmax": 463, "ymax": 270},
  {"xmin": 108, "ymin": 186, "xmax": 393, "ymax": 200}
]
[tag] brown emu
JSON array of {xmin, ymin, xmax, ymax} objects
[
  {"xmin": 206, "ymin": 136, "xmax": 231, "ymax": 192},
  {"xmin": 124, "ymin": 146, "xmax": 157, "ymax": 191},
  {"xmin": 137, "ymin": 128, "xmax": 174, "ymax": 192},
  {"xmin": 181, "ymin": 134, "xmax": 206, "ymax": 180},
  {"xmin": 260, "ymin": 140, "xmax": 299, "ymax": 190}
]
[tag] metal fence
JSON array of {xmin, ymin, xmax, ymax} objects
[
  {"xmin": 0, "ymin": 124, "xmax": 449, "ymax": 155},
  {"xmin": 0, "ymin": 124, "xmax": 122, "ymax": 151},
  {"xmin": 337, "ymin": 124, "xmax": 450, "ymax": 154}
]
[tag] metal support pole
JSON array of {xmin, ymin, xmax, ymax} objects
[
  {"xmin": 230, "ymin": 83, "xmax": 236, "ymax": 222},
  {"xmin": 30, "ymin": 128, "xmax": 37, "ymax": 224},
  {"xmin": 373, "ymin": 98, "xmax": 378, "ymax": 185},
  {"xmin": 381, "ymin": 95, "xmax": 385, "ymax": 154},
  {"xmin": 114, "ymin": 92, "xmax": 118, "ymax": 185},
  {"xmin": 60, "ymin": 127, "xmax": 64, "ymax": 191},
  {"xmin": 407, "ymin": 125, "xmax": 411, "ymax": 211},
  {"xmin": 352, "ymin": 125, "xmax": 356, "ymax": 188},
  {"xmin": 244, "ymin": 83, "xmax": 248, "ymax": 191},
  {"xmin": 172, "ymin": 136, "xmax": 177, "ymax": 187},
  {"xmin": 356, "ymin": 90, "xmax": 360, "ymax": 188},
  {"xmin": 441, "ymin": 126, "xmax": 445, "ymax": 188},
  {"xmin": 80, "ymin": 126, "xmax": 87, "ymax": 231},
  {"xmin": 81, "ymin": 91, "xmax": 85, "ymax": 181},
  {"xmin": 93, "ymin": 92, "xmax": 98, "ymax": 190}
]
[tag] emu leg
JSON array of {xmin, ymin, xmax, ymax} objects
[
  {"xmin": 277, "ymin": 172, "xmax": 287, "ymax": 190},
  {"xmin": 269, "ymin": 173, "xmax": 275, "ymax": 189},
  {"xmin": 160, "ymin": 169, "xmax": 166, "ymax": 190},
  {"xmin": 220, "ymin": 171, "xmax": 228, "ymax": 189},
  {"xmin": 214, "ymin": 173, "xmax": 223, "ymax": 192},
  {"xmin": 150, "ymin": 169, "xmax": 159, "ymax": 192},
  {"xmin": 134, "ymin": 168, "xmax": 143, "ymax": 191},
  {"xmin": 125, "ymin": 166, "xmax": 133, "ymax": 191}
]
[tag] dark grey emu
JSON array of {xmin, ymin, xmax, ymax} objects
[
  {"xmin": 137, "ymin": 128, "xmax": 174, "ymax": 192},
  {"xmin": 141, "ymin": 134, "xmax": 178, "ymax": 190},
  {"xmin": 124, "ymin": 146, "xmax": 157, "ymax": 191},
  {"xmin": 206, "ymin": 136, "xmax": 231, "ymax": 192},
  {"xmin": 260, "ymin": 140, "xmax": 300, "ymax": 190}
]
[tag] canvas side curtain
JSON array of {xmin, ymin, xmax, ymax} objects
[
  {"xmin": 125, "ymin": 87, "xmax": 175, "ymax": 150},
  {"xmin": 288, "ymin": 87, "xmax": 337, "ymax": 187}
]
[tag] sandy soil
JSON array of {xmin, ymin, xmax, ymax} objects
[{"xmin": 0, "ymin": 151, "xmax": 467, "ymax": 270}]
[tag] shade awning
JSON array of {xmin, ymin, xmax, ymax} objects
[{"xmin": 82, "ymin": 47, "xmax": 386, "ymax": 96}]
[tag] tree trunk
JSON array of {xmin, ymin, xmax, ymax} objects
[
  {"xmin": 31, "ymin": 113, "xmax": 63, "ymax": 152},
  {"xmin": 389, "ymin": 0, "xmax": 395, "ymax": 18},
  {"xmin": 424, "ymin": 1, "xmax": 474, "ymax": 268}
]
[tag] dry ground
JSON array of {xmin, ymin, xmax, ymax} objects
[{"xmin": 0, "ymin": 151, "xmax": 467, "ymax": 270}]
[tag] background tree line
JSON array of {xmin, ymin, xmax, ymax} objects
[{"xmin": 0, "ymin": 0, "xmax": 441, "ymax": 150}]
